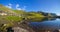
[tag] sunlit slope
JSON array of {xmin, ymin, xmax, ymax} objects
[
  {"xmin": 26, "ymin": 12, "xmax": 45, "ymax": 21},
  {"xmin": 0, "ymin": 5, "xmax": 46, "ymax": 31},
  {"xmin": 0, "ymin": 5, "xmax": 18, "ymax": 15},
  {"xmin": 0, "ymin": 4, "xmax": 45, "ymax": 22},
  {"xmin": 0, "ymin": 5, "xmax": 23, "ymax": 24}
]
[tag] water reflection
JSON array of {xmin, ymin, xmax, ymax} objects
[
  {"xmin": 42, "ymin": 18, "xmax": 56, "ymax": 22},
  {"xmin": 29, "ymin": 18, "xmax": 60, "ymax": 32}
]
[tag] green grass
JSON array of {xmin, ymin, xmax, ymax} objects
[
  {"xmin": 0, "ymin": 16, "xmax": 23, "ymax": 31},
  {"xmin": 5, "ymin": 16, "xmax": 22, "ymax": 22},
  {"xmin": 0, "ymin": 4, "xmax": 47, "ymax": 31}
]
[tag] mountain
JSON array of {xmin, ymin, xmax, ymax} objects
[
  {"xmin": 0, "ymin": 5, "xmax": 24, "ymax": 25},
  {"xmin": 0, "ymin": 4, "xmax": 53, "ymax": 31},
  {"xmin": 0, "ymin": 5, "xmax": 26, "ymax": 31},
  {"xmin": 0, "ymin": 5, "xmax": 45, "ymax": 22}
]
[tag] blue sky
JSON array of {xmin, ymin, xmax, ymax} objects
[{"xmin": 0, "ymin": 0, "xmax": 60, "ymax": 15}]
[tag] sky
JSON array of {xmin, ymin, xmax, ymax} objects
[{"xmin": 0, "ymin": 0, "xmax": 60, "ymax": 15}]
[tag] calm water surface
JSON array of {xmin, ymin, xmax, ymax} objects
[{"xmin": 29, "ymin": 19, "xmax": 60, "ymax": 30}]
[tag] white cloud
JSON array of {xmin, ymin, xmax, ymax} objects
[
  {"xmin": 16, "ymin": 6, "xmax": 27, "ymax": 10},
  {"xmin": 5, "ymin": 3, "xmax": 27, "ymax": 10},
  {"xmin": 16, "ymin": 4, "xmax": 22, "ymax": 10},
  {"xmin": 16, "ymin": 8, "xmax": 22, "ymax": 10},
  {"xmin": 16, "ymin": 4, "xmax": 19, "ymax": 8},
  {"xmin": 6, "ymin": 6, "xmax": 12, "ymax": 8},
  {"xmin": 6, "ymin": 3, "xmax": 12, "ymax": 9}
]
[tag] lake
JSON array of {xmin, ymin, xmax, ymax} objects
[{"xmin": 29, "ymin": 18, "xmax": 60, "ymax": 32}]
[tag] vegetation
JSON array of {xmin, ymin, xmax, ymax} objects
[
  {"xmin": 0, "ymin": 4, "xmax": 57, "ymax": 32},
  {"xmin": 5, "ymin": 16, "xmax": 22, "ymax": 22}
]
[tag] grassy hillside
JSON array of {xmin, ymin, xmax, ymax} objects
[
  {"xmin": 0, "ymin": 4, "xmax": 46, "ymax": 22},
  {"xmin": 0, "ymin": 5, "xmax": 45, "ymax": 31},
  {"xmin": 26, "ymin": 12, "xmax": 45, "ymax": 21}
]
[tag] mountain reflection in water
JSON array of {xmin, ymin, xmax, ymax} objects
[{"xmin": 29, "ymin": 19, "xmax": 60, "ymax": 32}]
